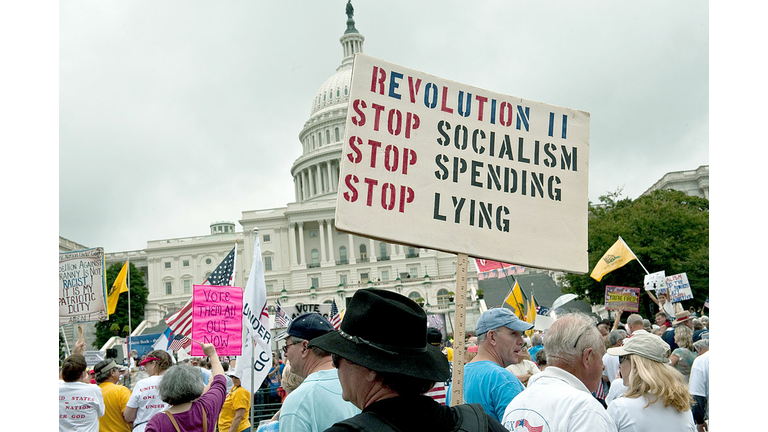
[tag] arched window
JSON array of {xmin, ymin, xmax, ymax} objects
[
  {"xmin": 326, "ymin": 130, "xmax": 331, "ymax": 144},
  {"xmin": 359, "ymin": 244, "xmax": 367, "ymax": 261},
  {"xmin": 437, "ymin": 289, "xmax": 451, "ymax": 305},
  {"xmin": 339, "ymin": 246, "xmax": 347, "ymax": 264},
  {"xmin": 408, "ymin": 291, "xmax": 422, "ymax": 301},
  {"xmin": 311, "ymin": 249, "xmax": 319, "ymax": 265},
  {"xmin": 335, "ymin": 127, "xmax": 340, "ymax": 142},
  {"xmin": 379, "ymin": 243, "xmax": 388, "ymax": 259}
]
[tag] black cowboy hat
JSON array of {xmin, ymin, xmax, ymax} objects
[{"xmin": 308, "ymin": 289, "xmax": 450, "ymax": 382}]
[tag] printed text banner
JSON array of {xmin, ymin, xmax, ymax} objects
[
  {"xmin": 191, "ymin": 285, "xmax": 243, "ymax": 356},
  {"xmin": 335, "ymin": 54, "xmax": 590, "ymax": 273},
  {"xmin": 59, "ymin": 247, "xmax": 108, "ymax": 326},
  {"xmin": 604, "ymin": 285, "xmax": 640, "ymax": 312}
]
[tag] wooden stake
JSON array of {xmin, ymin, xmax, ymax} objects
[{"xmin": 450, "ymin": 252, "xmax": 468, "ymax": 406}]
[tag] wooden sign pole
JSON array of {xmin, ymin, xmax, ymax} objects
[{"xmin": 450, "ymin": 252, "xmax": 468, "ymax": 406}]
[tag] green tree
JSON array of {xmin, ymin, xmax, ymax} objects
[
  {"xmin": 562, "ymin": 189, "xmax": 709, "ymax": 318},
  {"xmin": 94, "ymin": 262, "xmax": 149, "ymax": 349}
]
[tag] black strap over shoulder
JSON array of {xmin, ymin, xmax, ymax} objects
[{"xmin": 333, "ymin": 403, "xmax": 489, "ymax": 432}]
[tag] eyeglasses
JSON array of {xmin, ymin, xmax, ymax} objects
[
  {"xmin": 619, "ymin": 355, "xmax": 630, "ymax": 364},
  {"xmin": 282, "ymin": 341, "xmax": 295, "ymax": 354}
]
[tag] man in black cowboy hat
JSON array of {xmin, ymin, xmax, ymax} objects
[{"xmin": 309, "ymin": 289, "xmax": 507, "ymax": 432}]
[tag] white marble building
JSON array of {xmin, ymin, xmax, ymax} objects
[{"xmin": 642, "ymin": 165, "xmax": 709, "ymax": 199}]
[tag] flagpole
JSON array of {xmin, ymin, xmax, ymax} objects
[
  {"xmin": 127, "ymin": 259, "xmax": 132, "ymax": 359},
  {"xmin": 620, "ymin": 236, "xmax": 650, "ymax": 275}
]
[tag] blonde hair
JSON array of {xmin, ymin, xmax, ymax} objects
[
  {"xmin": 623, "ymin": 354, "xmax": 692, "ymax": 412},
  {"xmin": 280, "ymin": 361, "xmax": 304, "ymax": 395},
  {"xmin": 674, "ymin": 326, "xmax": 694, "ymax": 351}
]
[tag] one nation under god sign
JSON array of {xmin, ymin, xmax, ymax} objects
[{"xmin": 335, "ymin": 54, "xmax": 590, "ymax": 273}]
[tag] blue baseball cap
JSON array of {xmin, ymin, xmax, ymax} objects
[
  {"xmin": 275, "ymin": 312, "xmax": 335, "ymax": 342},
  {"xmin": 476, "ymin": 308, "xmax": 534, "ymax": 334}
]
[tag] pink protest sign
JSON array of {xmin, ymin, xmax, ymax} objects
[{"xmin": 191, "ymin": 285, "xmax": 243, "ymax": 356}]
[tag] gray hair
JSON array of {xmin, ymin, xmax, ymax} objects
[
  {"xmin": 531, "ymin": 333, "xmax": 544, "ymax": 346},
  {"xmin": 627, "ymin": 314, "xmax": 644, "ymax": 327},
  {"xmin": 692, "ymin": 338, "xmax": 709, "ymax": 351},
  {"xmin": 158, "ymin": 364, "xmax": 205, "ymax": 405},
  {"xmin": 608, "ymin": 329, "xmax": 627, "ymax": 347},
  {"xmin": 544, "ymin": 313, "xmax": 603, "ymax": 366}
]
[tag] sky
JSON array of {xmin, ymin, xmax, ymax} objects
[{"xmin": 56, "ymin": 0, "xmax": 711, "ymax": 253}]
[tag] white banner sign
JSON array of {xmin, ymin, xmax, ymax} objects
[
  {"xmin": 336, "ymin": 54, "xmax": 590, "ymax": 273},
  {"xmin": 666, "ymin": 272, "xmax": 694, "ymax": 303},
  {"xmin": 282, "ymin": 304, "xmax": 332, "ymax": 321},
  {"xmin": 59, "ymin": 247, "xmax": 108, "ymax": 326},
  {"xmin": 644, "ymin": 270, "xmax": 667, "ymax": 291}
]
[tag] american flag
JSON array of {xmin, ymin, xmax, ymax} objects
[
  {"xmin": 536, "ymin": 305, "xmax": 550, "ymax": 316},
  {"xmin": 165, "ymin": 245, "xmax": 237, "ymax": 350},
  {"xmin": 168, "ymin": 334, "xmax": 190, "ymax": 351},
  {"xmin": 275, "ymin": 300, "xmax": 289, "ymax": 328},
  {"xmin": 329, "ymin": 300, "xmax": 342, "ymax": 330}
]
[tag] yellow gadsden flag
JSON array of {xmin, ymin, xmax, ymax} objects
[
  {"xmin": 504, "ymin": 280, "xmax": 526, "ymax": 319},
  {"xmin": 107, "ymin": 262, "xmax": 129, "ymax": 316},
  {"xmin": 590, "ymin": 237, "xmax": 637, "ymax": 282}
]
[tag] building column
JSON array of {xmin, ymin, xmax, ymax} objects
[
  {"xmin": 369, "ymin": 238, "xmax": 376, "ymax": 262},
  {"xmin": 319, "ymin": 220, "xmax": 327, "ymax": 264},
  {"xmin": 302, "ymin": 170, "xmax": 310, "ymax": 200},
  {"xmin": 325, "ymin": 219, "xmax": 335, "ymax": 264},
  {"xmin": 309, "ymin": 166, "xmax": 316, "ymax": 197},
  {"xmin": 326, "ymin": 160, "xmax": 335, "ymax": 192},
  {"xmin": 297, "ymin": 222, "xmax": 306, "ymax": 266},
  {"xmin": 347, "ymin": 234, "xmax": 356, "ymax": 264},
  {"xmin": 294, "ymin": 177, "xmax": 299, "ymax": 202},
  {"xmin": 288, "ymin": 223, "xmax": 298, "ymax": 266}
]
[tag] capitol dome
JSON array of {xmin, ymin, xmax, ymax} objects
[{"xmin": 291, "ymin": 4, "xmax": 364, "ymax": 203}]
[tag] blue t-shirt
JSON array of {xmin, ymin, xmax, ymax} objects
[
  {"xmin": 528, "ymin": 345, "xmax": 544, "ymax": 363},
  {"xmin": 278, "ymin": 368, "xmax": 360, "ymax": 432},
  {"xmin": 449, "ymin": 360, "xmax": 525, "ymax": 422}
]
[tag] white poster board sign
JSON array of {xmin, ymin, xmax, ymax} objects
[
  {"xmin": 59, "ymin": 247, "xmax": 108, "ymax": 326},
  {"xmin": 666, "ymin": 272, "xmax": 694, "ymax": 303},
  {"xmin": 335, "ymin": 54, "xmax": 590, "ymax": 273},
  {"xmin": 644, "ymin": 270, "xmax": 667, "ymax": 291},
  {"xmin": 282, "ymin": 304, "xmax": 332, "ymax": 321}
]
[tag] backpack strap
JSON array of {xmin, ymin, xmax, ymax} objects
[
  {"xmin": 163, "ymin": 404, "xmax": 207, "ymax": 432},
  {"xmin": 335, "ymin": 411, "xmax": 403, "ymax": 432},
  {"xmin": 163, "ymin": 411, "xmax": 181, "ymax": 432},
  {"xmin": 452, "ymin": 403, "xmax": 488, "ymax": 432}
]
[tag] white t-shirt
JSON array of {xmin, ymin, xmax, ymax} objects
[
  {"xmin": 502, "ymin": 366, "xmax": 616, "ymax": 432},
  {"xmin": 607, "ymin": 394, "xmax": 696, "ymax": 432},
  {"xmin": 605, "ymin": 378, "xmax": 627, "ymax": 406},
  {"xmin": 59, "ymin": 380, "xmax": 105, "ymax": 432},
  {"xmin": 603, "ymin": 352, "xmax": 620, "ymax": 382},
  {"xmin": 126, "ymin": 375, "xmax": 170, "ymax": 432},
  {"xmin": 688, "ymin": 351, "xmax": 709, "ymax": 399}
]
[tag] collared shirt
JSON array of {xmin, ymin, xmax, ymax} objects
[
  {"xmin": 502, "ymin": 366, "xmax": 617, "ymax": 432},
  {"xmin": 279, "ymin": 368, "xmax": 360, "ymax": 432}
]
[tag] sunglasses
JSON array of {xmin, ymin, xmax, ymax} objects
[{"xmin": 282, "ymin": 341, "xmax": 296, "ymax": 354}]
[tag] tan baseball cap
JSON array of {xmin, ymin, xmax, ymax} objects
[{"xmin": 607, "ymin": 332, "xmax": 671, "ymax": 363}]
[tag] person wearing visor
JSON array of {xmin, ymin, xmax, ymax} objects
[
  {"xmin": 310, "ymin": 289, "xmax": 508, "ymax": 432},
  {"xmin": 606, "ymin": 332, "xmax": 696, "ymax": 431},
  {"xmin": 218, "ymin": 370, "xmax": 251, "ymax": 432},
  {"xmin": 124, "ymin": 350, "xmax": 173, "ymax": 431},
  {"xmin": 275, "ymin": 312, "xmax": 359, "ymax": 432},
  {"xmin": 94, "ymin": 358, "xmax": 133, "ymax": 432}
]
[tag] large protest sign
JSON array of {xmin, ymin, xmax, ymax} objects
[
  {"xmin": 604, "ymin": 286, "xmax": 640, "ymax": 312},
  {"xmin": 666, "ymin": 273, "xmax": 694, "ymax": 303},
  {"xmin": 128, "ymin": 333, "xmax": 163, "ymax": 358},
  {"xmin": 335, "ymin": 54, "xmax": 590, "ymax": 273},
  {"xmin": 59, "ymin": 247, "xmax": 108, "ymax": 326},
  {"xmin": 191, "ymin": 285, "xmax": 243, "ymax": 356}
]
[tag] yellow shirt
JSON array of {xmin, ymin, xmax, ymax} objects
[
  {"xmin": 218, "ymin": 386, "xmax": 251, "ymax": 432},
  {"xmin": 98, "ymin": 381, "xmax": 131, "ymax": 432},
  {"xmin": 443, "ymin": 347, "xmax": 454, "ymax": 362}
]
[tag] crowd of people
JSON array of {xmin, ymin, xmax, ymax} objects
[{"xmin": 59, "ymin": 289, "xmax": 709, "ymax": 432}]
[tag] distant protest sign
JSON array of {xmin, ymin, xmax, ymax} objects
[
  {"xmin": 129, "ymin": 333, "xmax": 163, "ymax": 358},
  {"xmin": 666, "ymin": 273, "xmax": 693, "ymax": 303},
  {"xmin": 191, "ymin": 285, "xmax": 243, "ymax": 356},
  {"xmin": 283, "ymin": 303, "xmax": 332, "ymax": 321},
  {"xmin": 604, "ymin": 286, "xmax": 640, "ymax": 312},
  {"xmin": 644, "ymin": 270, "xmax": 667, "ymax": 292},
  {"xmin": 335, "ymin": 54, "xmax": 590, "ymax": 273},
  {"xmin": 59, "ymin": 247, "xmax": 108, "ymax": 326}
]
